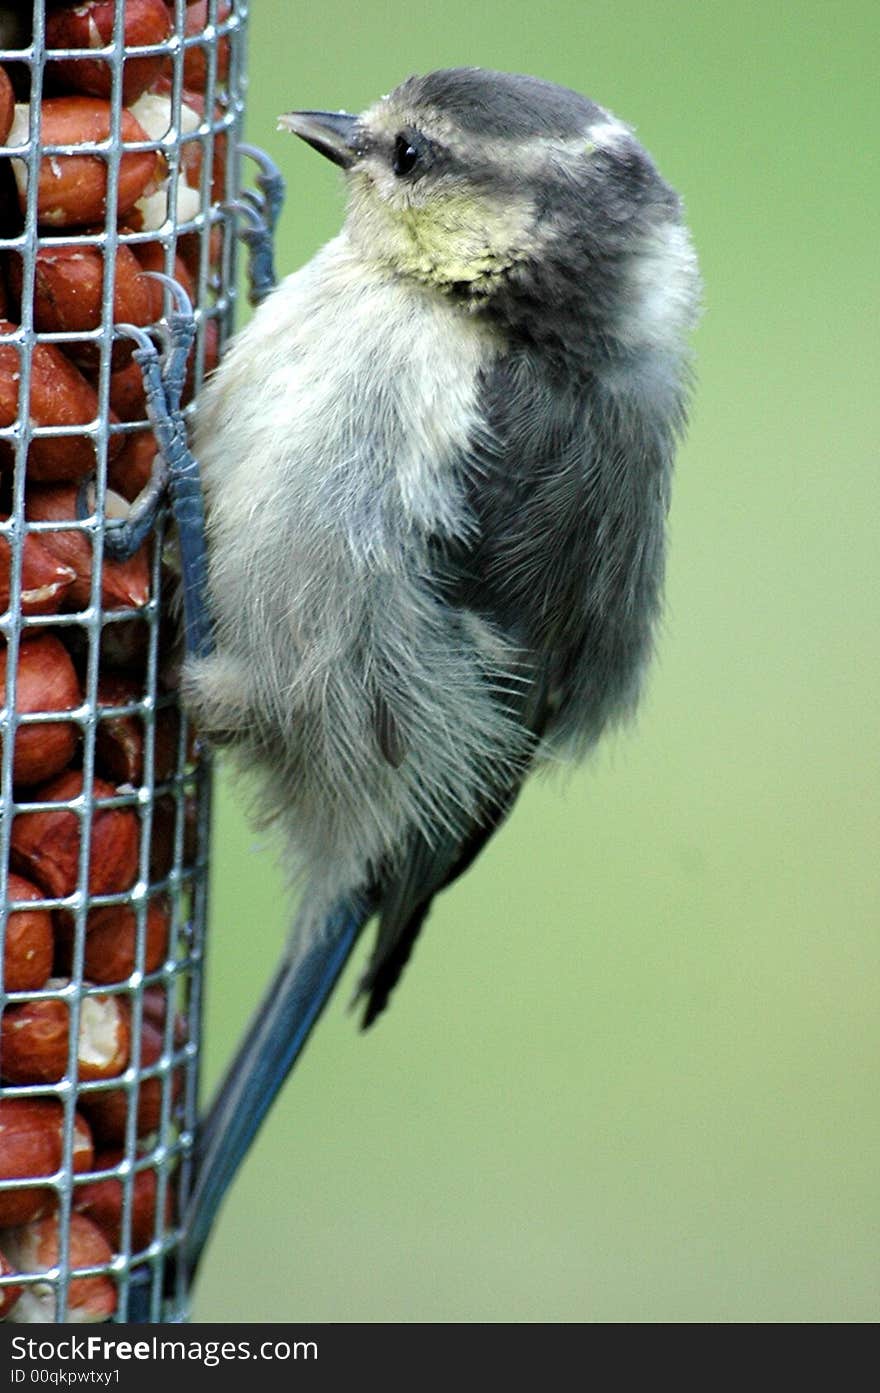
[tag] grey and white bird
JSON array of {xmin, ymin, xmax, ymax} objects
[{"xmin": 181, "ymin": 67, "xmax": 700, "ymax": 1259}]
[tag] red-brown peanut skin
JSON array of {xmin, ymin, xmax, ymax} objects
[
  {"xmin": 1, "ymin": 872, "xmax": 53, "ymax": 993},
  {"xmin": 0, "ymin": 633, "xmax": 81, "ymax": 786},
  {"xmin": 78, "ymin": 1017, "xmax": 162, "ymax": 1144},
  {"xmin": 0, "ymin": 320, "xmax": 124, "ymax": 482},
  {"xmin": 0, "ymin": 985, "xmax": 131, "ymax": 1087},
  {"xmin": 81, "ymin": 989, "xmax": 185, "ymax": 1144},
  {"xmin": 178, "ymin": 223, "xmax": 222, "ymax": 281},
  {"xmin": 74, "ymin": 1148, "xmax": 173, "ymax": 1252},
  {"xmin": 13, "ymin": 99, "xmax": 162, "ymax": 228},
  {"xmin": 94, "ymin": 671, "xmax": 147, "ymax": 784},
  {"xmin": 85, "ymin": 899, "xmax": 170, "ymax": 984},
  {"xmin": 93, "ymin": 673, "xmax": 180, "ymax": 785},
  {"xmin": 0, "ymin": 1098, "xmax": 64, "ymax": 1227},
  {"xmin": 108, "ymin": 354, "xmax": 149, "ymax": 423},
  {"xmin": 25, "ymin": 483, "xmax": 151, "ymax": 611},
  {"xmin": 10, "ymin": 770, "xmax": 140, "ymax": 901},
  {"xmin": 0, "ymin": 526, "xmax": 77, "ymax": 616},
  {"xmin": 8, "ymin": 242, "xmax": 154, "ymax": 369},
  {"xmin": 5, "ymin": 1213, "xmax": 117, "ymax": 1322},
  {"xmin": 179, "ymin": 2, "xmax": 232, "ymax": 91},
  {"xmin": 0, "ymin": 995, "xmax": 69, "ymax": 1084},
  {"xmin": 0, "ymin": 1098, "xmax": 93, "ymax": 1228},
  {"xmin": 0, "ymin": 64, "xmax": 13, "ymax": 145},
  {"xmin": 46, "ymin": 0, "xmax": 173, "ymax": 106},
  {"xmin": 0, "ymin": 1247, "xmax": 22, "ymax": 1319},
  {"xmin": 55, "ymin": 897, "xmax": 170, "ymax": 986},
  {"xmin": 107, "ymin": 427, "xmax": 158, "ymax": 501}
]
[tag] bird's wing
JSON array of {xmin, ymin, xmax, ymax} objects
[
  {"xmin": 359, "ymin": 672, "xmax": 550, "ymax": 1026},
  {"xmin": 357, "ymin": 351, "xmax": 595, "ymax": 1026}
]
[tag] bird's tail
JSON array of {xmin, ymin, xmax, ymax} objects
[{"xmin": 181, "ymin": 896, "xmax": 369, "ymax": 1274}]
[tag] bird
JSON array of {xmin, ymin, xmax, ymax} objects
[{"xmin": 179, "ymin": 67, "xmax": 700, "ymax": 1262}]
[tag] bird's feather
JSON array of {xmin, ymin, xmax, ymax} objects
[
  {"xmin": 360, "ymin": 669, "xmax": 550, "ymax": 1025},
  {"xmin": 356, "ymin": 338, "xmax": 681, "ymax": 1020}
]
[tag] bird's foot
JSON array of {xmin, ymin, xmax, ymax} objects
[
  {"xmin": 96, "ymin": 279, "xmax": 213, "ymax": 658},
  {"xmin": 79, "ymin": 456, "xmax": 167, "ymax": 563},
  {"xmin": 96, "ymin": 274, "xmax": 195, "ymax": 562},
  {"xmin": 228, "ymin": 143, "xmax": 286, "ymax": 306}
]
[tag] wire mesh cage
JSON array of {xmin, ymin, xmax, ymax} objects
[{"xmin": 0, "ymin": 0, "xmax": 248, "ymax": 1323}]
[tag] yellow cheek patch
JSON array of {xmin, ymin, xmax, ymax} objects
[
  {"xmin": 395, "ymin": 192, "xmax": 536, "ymax": 287},
  {"xmin": 346, "ymin": 165, "xmax": 540, "ymax": 292}
]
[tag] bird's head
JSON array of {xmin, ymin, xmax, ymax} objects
[{"xmin": 280, "ymin": 68, "xmax": 698, "ymax": 355}]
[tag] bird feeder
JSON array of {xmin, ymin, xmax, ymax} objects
[{"xmin": 0, "ymin": 0, "xmax": 247, "ymax": 1324}]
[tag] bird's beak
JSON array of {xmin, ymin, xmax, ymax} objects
[{"xmin": 277, "ymin": 110, "xmax": 362, "ymax": 169}]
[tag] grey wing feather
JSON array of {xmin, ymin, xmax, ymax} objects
[
  {"xmin": 374, "ymin": 690, "xmax": 409, "ymax": 767},
  {"xmin": 359, "ymin": 672, "xmax": 550, "ymax": 1027},
  {"xmin": 358, "ymin": 344, "xmax": 677, "ymax": 1024}
]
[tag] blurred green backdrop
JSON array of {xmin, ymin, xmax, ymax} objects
[{"xmin": 193, "ymin": 0, "xmax": 878, "ymax": 1322}]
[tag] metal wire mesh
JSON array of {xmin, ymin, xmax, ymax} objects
[{"xmin": 0, "ymin": 0, "xmax": 248, "ymax": 1323}]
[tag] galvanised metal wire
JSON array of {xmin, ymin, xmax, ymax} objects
[{"xmin": 0, "ymin": 0, "xmax": 249, "ymax": 1323}]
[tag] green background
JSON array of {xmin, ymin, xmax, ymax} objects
[{"xmin": 193, "ymin": 0, "xmax": 878, "ymax": 1322}]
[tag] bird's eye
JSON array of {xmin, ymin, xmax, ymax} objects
[{"xmin": 392, "ymin": 134, "xmax": 421, "ymax": 177}]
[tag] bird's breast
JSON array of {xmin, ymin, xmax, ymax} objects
[
  {"xmin": 197, "ymin": 234, "xmax": 500, "ymax": 552},
  {"xmin": 193, "ymin": 235, "xmax": 503, "ymax": 701}
]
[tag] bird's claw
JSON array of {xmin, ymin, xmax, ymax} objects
[
  {"xmin": 129, "ymin": 272, "xmax": 197, "ymax": 412},
  {"xmin": 115, "ymin": 284, "xmax": 213, "ymax": 657},
  {"xmin": 238, "ymin": 142, "xmax": 286, "ymax": 234},
  {"xmin": 117, "ymin": 279, "xmax": 194, "ymax": 454},
  {"xmin": 102, "ymin": 292, "xmax": 193, "ymax": 562},
  {"xmin": 91, "ymin": 308, "xmax": 186, "ymax": 563},
  {"xmin": 232, "ymin": 143, "xmax": 286, "ymax": 305},
  {"xmin": 76, "ymin": 443, "xmax": 168, "ymax": 563}
]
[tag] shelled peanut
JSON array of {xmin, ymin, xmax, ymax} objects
[{"xmin": 0, "ymin": 0, "xmax": 227, "ymax": 1320}]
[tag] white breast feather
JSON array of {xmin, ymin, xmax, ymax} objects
[{"xmin": 189, "ymin": 235, "xmax": 526, "ymax": 923}]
